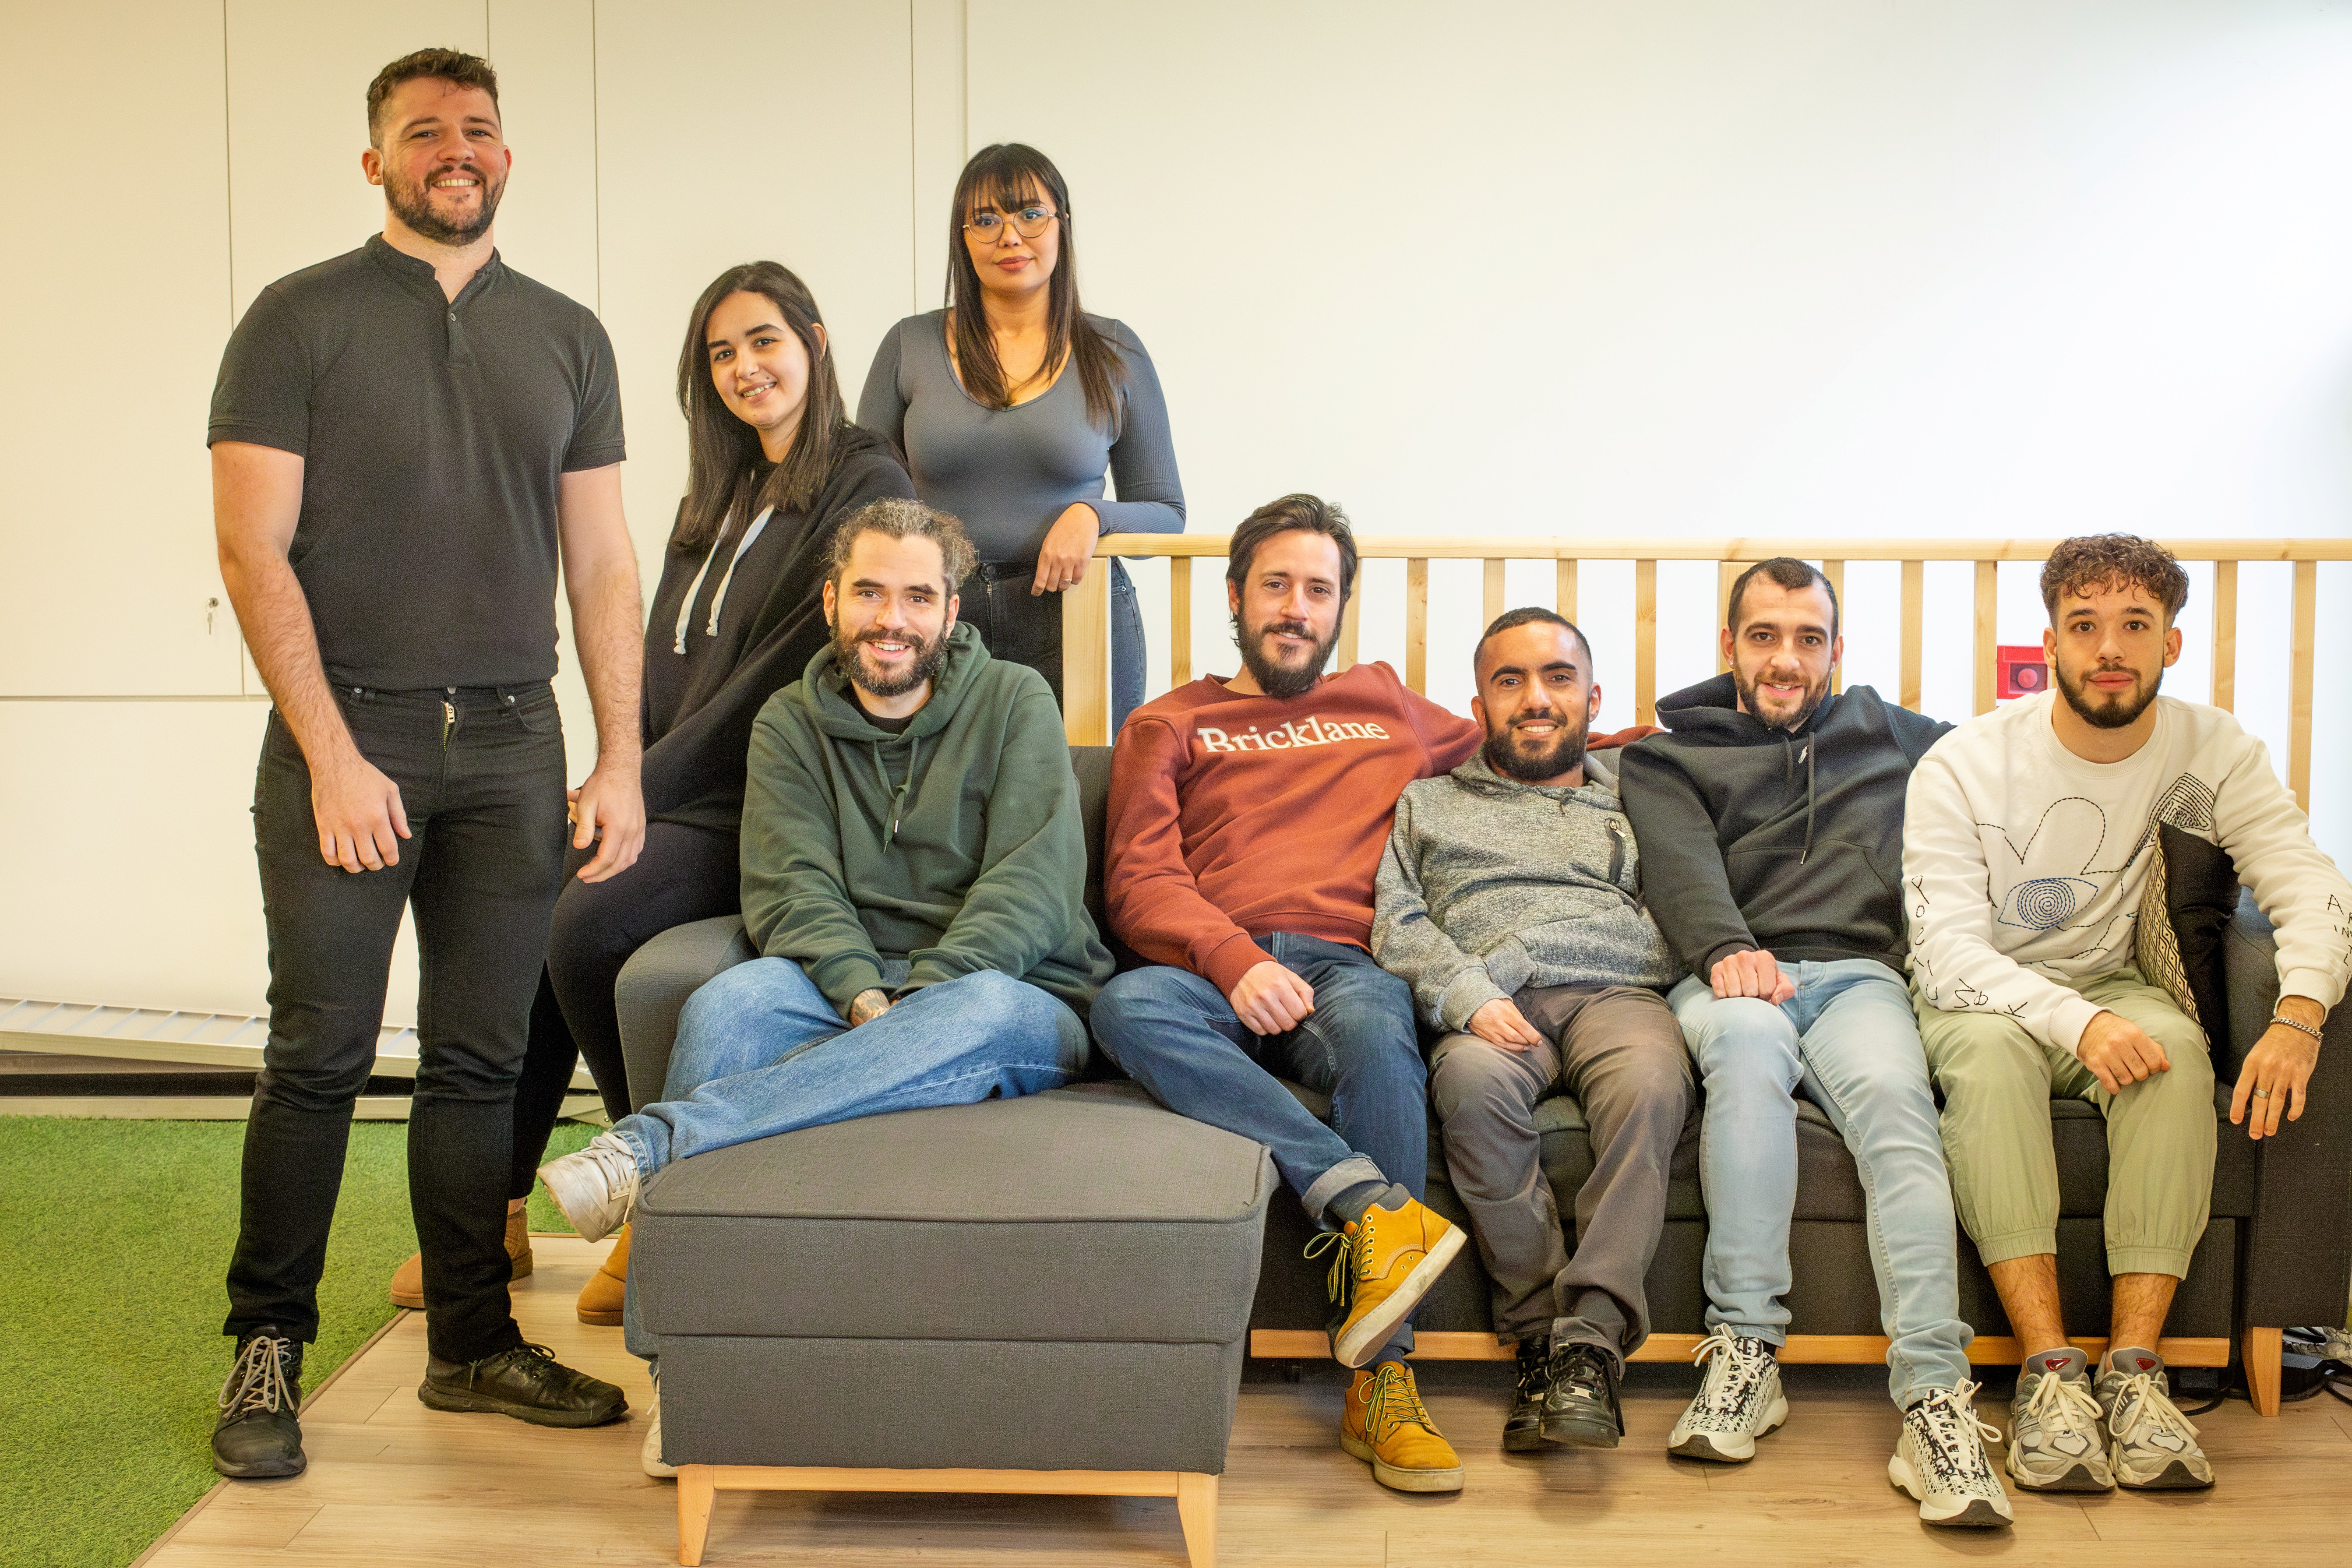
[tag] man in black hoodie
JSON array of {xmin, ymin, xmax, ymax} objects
[{"xmin": 1618, "ymin": 559, "xmax": 2009, "ymax": 1528}]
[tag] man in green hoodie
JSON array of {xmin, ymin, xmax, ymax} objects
[{"xmin": 540, "ymin": 498, "xmax": 1111, "ymax": 1247}]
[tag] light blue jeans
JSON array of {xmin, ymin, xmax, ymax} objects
[
  {"xmin": 619, "ymin": 958, "xmax": 1090, "ymax": 1361},
  {"xmin": 1671, "ymin": 958, "xmax": 1972, "ymax": 1406}
]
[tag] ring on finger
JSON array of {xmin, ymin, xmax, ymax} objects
[{"xmin": 2251, "ymin": 1087, "xmax": 2271, "ymax": 1099}]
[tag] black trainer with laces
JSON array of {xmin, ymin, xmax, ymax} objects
[
  {"xmin": 418, "ymin": 1342, "xmax": 628, "ymax": 1427},
  {"xmin": 1540, "ymin": 1341, "xmax": 1623, "ymax": 1448},
  {"xmin": 212, "ymin": 1328, "xmax": 306, "ymax": 1479},
  {"xmin": 1504, "ymin": 1335, "xmax": 1551, "ymax": 1452}
]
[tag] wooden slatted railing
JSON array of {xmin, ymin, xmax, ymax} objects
[{"xmin": 1064, "ymin": 538, "xmax": 2352, "ymax": 809}]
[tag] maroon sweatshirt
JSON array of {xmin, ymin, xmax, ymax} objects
[{"xmin": 1104, "ymin": 661, "xmax": 1481, "ymax": 994}]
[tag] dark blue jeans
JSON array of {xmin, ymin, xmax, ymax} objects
[
  {"xmin": 1090, "ymin": 933, "xmax": 1427, "ymax": 1218},
  {"xmin": 959, "ymin": 558, "xmax": 1145, "ymax": 734},
  {"xmin": 1091, "ymin": 934, "xmax": 1428, "ymax": 1357}
]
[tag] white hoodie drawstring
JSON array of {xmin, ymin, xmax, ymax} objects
[{"xmin": 672, "ymin": 505, "xmax": 776, "ymax": 654}]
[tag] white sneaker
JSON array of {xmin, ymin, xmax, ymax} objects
[
  {"xmin": 2096, "ymin": 1352, "xmax": 2215, "ymax": 1490},
  {"xmin": 1668, "ymin": 1330, "xmax": 1787, "ymax": 1462},
  {"xmin": 641, "ymin": 1370, "xmax": 676, "ymax": 1480},
  {"xmin": 537, "ymin": 1130, "xmax": 643, "ymax": 1244},
  {"xmin": 1890, "ymin": 1381, "xmax": 2014, "ymax": 1528},
  {"xmin": 2006, "ymin": 1348, "xmax": 2113, "ymax": 1491}
]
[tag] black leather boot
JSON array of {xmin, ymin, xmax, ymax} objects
[
  {"xmin": 212, "ymin": 1328, "xmax": 306, "ymax": 1479},
  {"xmin": 1541, "ymin": 1340, "xmax": 1623, "ymax": 1449},
  {"xmin": 1504, "ymin": 1335, "xmax": 1552, "ymax": 1452}
]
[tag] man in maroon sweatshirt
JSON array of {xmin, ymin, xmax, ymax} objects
[{"xmin": 1092, "ymin": 494, "xmax": 1481, "ymax": 1494}]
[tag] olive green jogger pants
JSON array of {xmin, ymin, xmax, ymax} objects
[{"xmin": 1915, "ymin": 967, "xmax": 2214, "ymax": 1279}]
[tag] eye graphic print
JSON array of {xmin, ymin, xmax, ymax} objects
[{"xmin": 1997, "ymin": 876, "xmax": 2099, "ymax": 931}]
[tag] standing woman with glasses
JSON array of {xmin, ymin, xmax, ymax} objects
[
  {"xmin": 385, "ymin": 261, "xmax": 914, "ymax": 1325},
  {"xmin": 859, "ymin": 143, "xmax": 1183, "ymax": 732}
]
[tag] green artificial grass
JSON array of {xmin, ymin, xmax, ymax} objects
[{"xmin": 0, "ymin": 1115, "xmax": 601, "ymax": 1568}]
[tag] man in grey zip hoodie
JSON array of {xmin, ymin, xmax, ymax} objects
[{"xmin": 1373, "ymin": 608, "xmax": 1692, "ymax": 1454}]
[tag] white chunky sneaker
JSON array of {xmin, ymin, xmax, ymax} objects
[
  {"xmin": 2096, "ymin": 1351, "xmax": 2215, "ymax": 1490},
  {"xmin": 640, "ymin": 1369, "xmax": 676, "ymax": 1480},
  {"xmin": 1668, "ymin": 1330, "xmax": 1787, "ymax": 1462},
  {"xmin": 536, "ymin": 1130, "xmax": 643, "ymax": 1244},
  {"xmin": 1890, "ymin": 1381, "xmax": 2014, "ymax": 1528},
  {"xmin": 2006, "ymin": 1348, "xmax": 2113, "ymax": 1491}
]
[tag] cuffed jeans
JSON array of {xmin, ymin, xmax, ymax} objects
[
  {"xmin": 229, "ymin": 684, "xmax": 569, "ymax": 1364},
  {"xmin": 1429, "ymin": 983, "xmax": 1693, "ymax": 1361},
  {"xmin": 1089, "ymin": 933, "xmax": 1425, "ymax": 1358},
  {"xmin": 1671, "ymin": 959, "xmax": 1973, "ymax": 1406},
  {"xmin": 1916, "ymin": 966, "xmax": 2213, "ymax": 1279},
  {"xmin": 611, "ymin": 960, "xmax": 1090, "ymax": 1174}
]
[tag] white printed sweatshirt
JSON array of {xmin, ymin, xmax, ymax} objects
[{"xmin": 1903, "ymin": 691, "xmax": 2352, "ymax": 1055}]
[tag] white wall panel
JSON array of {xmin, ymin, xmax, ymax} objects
[
  {"xmin": 970, "ymin": 0, "xmax": 2352, "ymax": 719},
  {"xmin": 225, "ymin": 1, "xmax": 489, "ymax": 317},
  {"xmin": 0, "ymin": 0, "xmax": 238, "ymax": 696},
  {"xmin": 591, "ymin": 0, "xmax": 915, "ymax": 598}
]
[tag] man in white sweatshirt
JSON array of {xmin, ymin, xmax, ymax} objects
[{"xmin": 1904, "ymin": 534, "xmax": 2350, "ymax": 1497}]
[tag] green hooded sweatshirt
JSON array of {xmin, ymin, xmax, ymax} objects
[{"xmin": 740, "ymin": 621, "xmax": 1113, "ymax": 1019}]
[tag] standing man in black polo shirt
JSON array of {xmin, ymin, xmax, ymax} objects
[{"xmin": 206, "ymin": 48, "xmax": 646, "ymax": 1477}]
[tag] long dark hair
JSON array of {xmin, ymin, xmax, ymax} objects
[
  {"xmin": 945, "ymin": 144, "xmax": 1127, "ymax": 430},
  {"xmin": 673, "ymin": 261, "xmax": 846, "ymax": 553}
]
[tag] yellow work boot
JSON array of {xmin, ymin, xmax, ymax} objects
[
  {"xmin": 576, "ymin": 1223, "xmax": 630, "ymax": 1326},
  {"xmin": 1340, "ymin": 1362, "xmax": 1463, "ymax": 1493},
  {"xmin": 387, "ymin": 1207, "xmax": 533, "ymax": 1310},
  {"xmin": 1305, "ymin": 1195, "xmax": 1467, "ymax": 1367}
]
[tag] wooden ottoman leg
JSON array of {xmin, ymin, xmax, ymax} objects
[
  {"xmin": 1175, "ymin": 1472, "xmax": 1218, "ymax": 1568},
  {"xmin": 2243, "ymin": 1326, "xmax": 2283, "ymax": 1416},
  {"xmin": 677, "ymin": 1464, "xmax": 717, "ymax": 1565}
]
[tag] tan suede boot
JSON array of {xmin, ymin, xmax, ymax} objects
[
  {"xmin": 388, "ymin": 1207, "xmax": 533, "ymax": 1309},
  {"xmin": 576, "ymin": 1223, "xmax": 630, "ymax": 1326}
]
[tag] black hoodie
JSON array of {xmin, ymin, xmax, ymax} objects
[
  {"xmin": 1617, "ymin": 674, "xmax": 1950, "ymax": 979},
  {"xmin": 638, "ymin": 424, "xmax": 916, "ymax": 832}
]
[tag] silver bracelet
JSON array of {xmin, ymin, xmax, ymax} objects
[{"xmin": 2270, "ymin": 1012, "xmax": 2325, "ymax": 1043}]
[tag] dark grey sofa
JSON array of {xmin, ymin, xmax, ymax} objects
[{"xmin": 617, "ymin": 746, "xmax": 2350, "ymax": 1406}]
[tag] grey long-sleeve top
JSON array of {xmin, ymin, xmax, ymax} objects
[
  {"xmin": 856, "ymin": 309, "xmax": 1185, "ymax": 564},
  {"xmin": 1373, "ymin": 750, "xmax": 1685, "ymax": 1032}
]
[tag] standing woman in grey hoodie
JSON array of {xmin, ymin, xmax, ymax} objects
[{"xmin": 858, "ymin": 143, "xmax": 1184, "ymax": 733}]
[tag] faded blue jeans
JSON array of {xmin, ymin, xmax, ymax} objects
[
  {"xmin": 613, "ymin": 959, "xmax": 1089, "ymax": 1174},
  {"xmin": 620, "ymin": 958, "xmax": 1090, "ymax": 1362},
  {"xmin": 1670, "ymin": 958, "xmax": 1972, "ymax": 1407}
]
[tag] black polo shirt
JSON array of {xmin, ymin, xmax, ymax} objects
[{"xmin": 208, "ymin": 236, "xmax": 626, "ymax": 689}]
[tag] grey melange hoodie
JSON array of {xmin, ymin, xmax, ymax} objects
[{"xmin": 1372, "ymin": 749, "xmax": 1686, "ymax": 1033}]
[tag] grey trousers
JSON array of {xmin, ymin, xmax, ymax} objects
[{"xmin": 1428, "ymin": 983, "xmax": 1694, "ymax": 1359}]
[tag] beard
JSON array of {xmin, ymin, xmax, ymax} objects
[
  {"xmin": 834, "ymin": 624, "xmax": 946, "ymax": 700},
  {"xmin": 1233, "ymin": 612, "xmax": 1337, "ymax": 700},
  {"xmin": 384, "ymin": 160, "xmax": 505, "ymax": 246},
  {"xmin": 1483, "ymin": 711, "xmax": 1590, "ymax": 783},
  {"xmin": 1733, "ymin": 663, "xmax": 1830, "ymax": 733},
  {"xmin": 2056, "ymin": 658, "xmax": 2161, "ymax": 730}
]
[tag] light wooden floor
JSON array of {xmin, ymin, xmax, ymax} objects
[{"xmin": 143, "ymin": 1238, "xmax": 2352, "ymax": 1568}]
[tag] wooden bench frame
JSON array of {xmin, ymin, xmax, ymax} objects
[{"xmin": 1061, "ymin": 535, "xmax": 2352, "ymax": 810}]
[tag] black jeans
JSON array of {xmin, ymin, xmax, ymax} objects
[
  {"xmin": 227, "ymin": 684, "xmax": 569, "ymax": 1364},
  {"xmin": 960, "ymin": 557, "xmax": 1145, "ymax": 734},
  {"xmin": 508, "ymin": 819, "xmax": 741, "ymax": 1196}
]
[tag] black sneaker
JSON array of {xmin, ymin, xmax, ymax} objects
[
  {"xmin": 212, "ymin": 1328, "xmax": 306, "ymax": 1479},
  {"xmin": 1541, "ymin": 1340, "xmax": 1623, "ymax": 1448},
  {"xmin": 417, "ymin": 1341, "xmax": 628, "ymax": 1427},
  {"xmin": 1504, "ymin": 1335, "xmax": 1551, "ymax": 1452}
]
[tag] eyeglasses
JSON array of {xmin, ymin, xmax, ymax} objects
[{"xmin": 963, "ymin": 204, "xmax": 1060, "ymax": 240}]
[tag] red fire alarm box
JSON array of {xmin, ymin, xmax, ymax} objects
[{"xmin": 1998, "ymin": 645, "xmax": 2050, "ymax": 700}]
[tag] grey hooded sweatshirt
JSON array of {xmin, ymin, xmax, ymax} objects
[{"xmin": 1372, "ymin": 748, "xmax": 1684, "ymax": 1033}]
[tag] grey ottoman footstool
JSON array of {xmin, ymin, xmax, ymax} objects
[{"xmin": 633, "ymin": 1080, "xmax": 1273, "ymax": 1566}]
